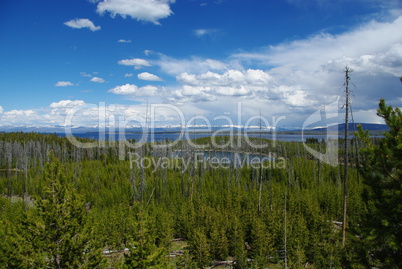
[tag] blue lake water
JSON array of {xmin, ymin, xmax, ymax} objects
[{"xmin": 69, "ymin": 132, "xmax": 354, "ymax": 143}]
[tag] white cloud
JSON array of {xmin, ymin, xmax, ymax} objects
[
  {"xmin": 175, "ymin": 69, "xmax": 272, "ymax": 98},
  {"xmin": 143, "ymin": 49, "xmax": 160, "ymax": 56},
  {"xmin": 194, "ymin": 28, "xmax": 219, "ymax": 37},
  {"xmin": 50, "ymin": 100, "xmax": 86, "ymax": 108},
  {"xmin": 138, "ymin": 72, "xmax": 162, "ymax": 81},
  {"xmin": 156, "ymin": 56, "xmax": 228, "ymax": 75},
  {"xmin": 125, "ymin": 73, "xmax": 134, "ymax": 77},
  {"xmin": 229, "ymin": 14, "xmax": 402, "ymax": 115},
  {"xmin": 177, "ymin": 69, "xmax": 271, "ymax": 87},
  {"xmin": 80, "ymin": 72, "xmax": 92, "ymax": 77},
  {"xmin": 0, "ymin": 106, "xmax": 3, "ymax": 114},
  {"xmin": 108, "ymin": 84, "xmax": 157, "ymax": 96},
  {"xmin": 118, "ymin": 58, "xmax": 151, "ymax": 69},
  {"xmin": 96, "ymin": 0, "xmax": 175, "ymax": 25},
  {"xmin": 169, "ymin": 86, "xmax": 217, "ymax": 103},
  {"xmin": 159, "ymin": 69, "xmax": 276, "ymax": 105},
  {"xmin": 283, "ymin": 90, "xmax": 316, "ymax": 107},
  {"xmin": 55, "ymin": 81, "xmax": 74, "ymax": 87},
  {"xmin": 234, "ymin": 15, "xmax": 402, "ymax": 72},
  {"xmin": 118, "ymin": 39, "xmax": 132, "ymax": 43},
  {"xmin": 5, "ymin": 11, "xmax": 402, "ymax": 129},
  {"xmin": 140, "ymin": 85, "xmax": 158, "ymax": 95},
  {"xmin": 4, "ymin": 110, "xmax": 36, "ymax": 116},
  {"xmin": 322, "ymin": 43, "xmax": 402, "ymax": 76},
  {"xmin": 0, "ymin": 101, "xmax": 156, "ymax": 128},
  {"xmin": 90, "ymin": 77, "xmax": 106, "ymax": 83},
  {"xmin": 64, "ymin": 18, "xmax": 101, "ymax": 31},
  {"xmin": 109, "ymin": 84, "xmax": 137, "ymax": 95}
]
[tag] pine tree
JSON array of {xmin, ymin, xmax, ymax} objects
[
  {"xmin": 18, "ymin": 153, "xmax": 104, "ymax": 268},
  {"xmin": 123, "ymin": 209, "xmax": 166, "ymax": 269},
  {"xmin": 357, "ymin": 98, "xmax": 402, "ymax": 267},
  {"xmin": 0, "ymin": 199, "xmax": 46, "ymax": 268},
  {"xmin": 189, "ymin": 229, "xmax": 211, "ymax": 268}
]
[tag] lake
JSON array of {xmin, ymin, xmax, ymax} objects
[{"xmin": 68, "ymin": 131, "xmax": 358, "ymax": 143}]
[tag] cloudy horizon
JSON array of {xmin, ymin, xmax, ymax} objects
[{"xmin": 1, "ymin": 0, "xmax": 401, "ymax": 130}]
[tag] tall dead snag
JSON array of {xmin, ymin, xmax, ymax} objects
[{"xmin": 342, "ymin": 66, "xmax": 352, "ymax": 247}]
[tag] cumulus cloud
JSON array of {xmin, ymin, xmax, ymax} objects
[
  {"xmin": 7, "ymin": 11, "xmax": 402, "ymax": 129},
  {"xmin": 168, "ymin": 86, "xmax": 217, "ymax": 103},
  {"xmin": 159, "ymin": 69, "xmax": 278, "ymax": 106},
  {"xmin": 230, "ymin": 14, "xmax": 402, "ymax": 114},
  {"xmin": 96, "ymin": 0, "xmax": 175, "ymax": 25},
  {"xmin": 3, "ymin": 110, "xmax": 36, "ymax": 116},
  {"xmin": 322, "ymin": 43, "xmax": 402, "ymax": 77},
  {"xmin": 0, "ymin": 100, "xmax": 159, "ymax": 128},
  {"xmin": 90, "ymin": 77, "xmax": 106, "ymax": 83},
  {"xmin": 0, "ymin": 106, "xmax": 3, "ymax": 114},
  {"xmin": 125, "ymin": 73, "xmax": 134, "ymax": 77},
  {"xmin": 175, "ymin": 69, "xmax": 272, "ymax": 98},
  {"xmin": 177, "ymin": 69, "xmax": 271, "ymax": 87},
  {"xmin": 47, "ymin": 100, "xmax": 90, "ymax": 126},
  {"xmin": 50, "ymin": 100, "xmax": 86, "ymax": 108},
  {"xmin": 118, "ymin": 58, "xmax": 151, "ymax": 69},
  {"xmin": 64, "ymin": 18, "xmax": 101, "ymax": 31},
  {"xmin": 138, "ymin": 72, "xmax": 163, "ymax": 81},
  {"xmin": 55, "ymin": 81, "xmax": 74, "ymax": 87},
  {"xmin": 118, "ymin": 39, "xmax": 132, "ymax": 43},
  {"xmin": 108, "ymin": 84, "xmax": 157, "ymax": 96},
  {"xmin": 156, "ymin": 56, "xmax": 228, "ymax": 75},
  {"xmin": 234, "ymin": 16, "xmax": 402, "ymax": 72}
]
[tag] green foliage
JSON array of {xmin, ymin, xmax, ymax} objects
[
  {"xmin": 189, "ymin": 229, "xmax": 211, "ymax": 268},
  {"xmin": 175, "ymin": 248, "xmax": 198, "ymax": 269},
  {"xmin": 123, "ymin": 209, "xmax": 166, "ymax": 269},
  {"xmin": 357, "ymin": 98, "xmax": 402, "ymax": 268},
  {"xmin": 0, "ymin": 199, "xmax": 45, "ymax": 269},
  {"xmin": 10, "ymin": 154, "xmax": 104, "ymax": 268},
  {"xmin": 0, "ymin": 132, "xmax": 368, "ymax": 268}
]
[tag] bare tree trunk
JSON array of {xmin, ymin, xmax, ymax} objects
[{"xmin": 342, "ymin": 66, "xmax": 352, "ymax": 247}]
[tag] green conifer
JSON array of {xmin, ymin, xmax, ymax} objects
[
  {"xmin": 18, "ymin": 153, "xmax": 104, "ymax": 268},
  {"xmin": 357, "ymin": 98, "xmax": 402, "ymax": 267}
]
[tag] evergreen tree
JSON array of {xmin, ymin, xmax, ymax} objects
[
  {"xmin": 189, "ymin": 229, "xmax": 211, "ymax": 268},
  {"xmin": 18, "ymin": 153, "xmax": 104, "ymax": 268},
  {"xmin": 0, "ymin": 199, "xmax": 46, "ymax": 268},
  {"xmin": 123, "ymin": 209, "xmax": 166, "ymax": 269},
  {"xmin": 357, "ymin": 98, "xmax": 402, "ymax": 267}
]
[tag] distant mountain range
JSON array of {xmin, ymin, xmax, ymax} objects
[
  {"xmin": 307, "ymin": 123, "xmax": 388, "ymax": 132},
  {"xmin": 0, "ymin": 123, "xmax": 388, "ymax": 134}
]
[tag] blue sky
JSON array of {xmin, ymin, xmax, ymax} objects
[{"xmin": 0, "ymin": 0, "xmax": 402, "ymax": 129}]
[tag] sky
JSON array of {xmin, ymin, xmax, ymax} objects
[{"xmin": 0, "ymin": 0, "xmax": 402, "ymax": 130}]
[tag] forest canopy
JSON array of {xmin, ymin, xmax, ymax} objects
[{"xmin": 0, "ymin": 98, "xmax": 400, "ymax": 268}]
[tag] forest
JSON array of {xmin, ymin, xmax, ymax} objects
[{"xmin": 0, "ymin": 98, "xmax": 400, "ymax": 268}]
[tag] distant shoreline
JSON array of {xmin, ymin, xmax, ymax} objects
[{"xmin": 85, "ymin": 130, "xmax": 385, "ymax": 136}]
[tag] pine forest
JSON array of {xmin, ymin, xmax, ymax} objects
[{"xmin": 0, "ymin": 98, "xmax": 401, "ymax": 268}]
